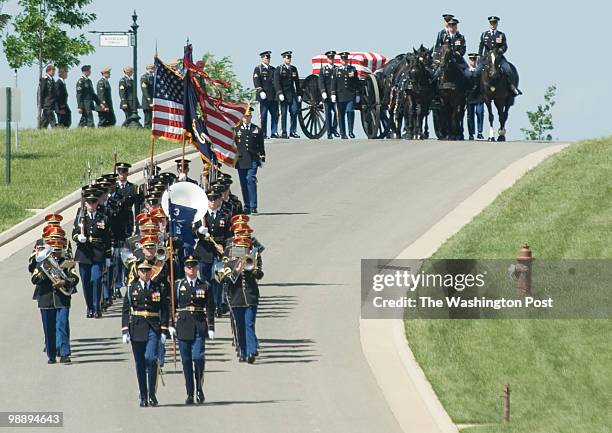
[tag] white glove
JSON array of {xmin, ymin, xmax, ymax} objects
[
  {"xmin": 168, "ymin": 326, "xmax": 177, "ymax": 340},
  {"xmin": 278, "ymin": 94, "xmax": 285, "ymax": 102},
  {"xmin": 160, "ymin": 333, "xmax": 166, "ymax": 344},
  {"xmin": 178, "ymin": 173, "xmax": 187, "ymax": 181},
  {"xmin": 198, "ymin": 226, "xmax": 208, "ymax": 235},
  {"xmin": 208, "ymin": 330, "xmax": 215, "ymax": 340},
  {"xmin": 77, "ymin": 234, "xmax": 87, "ymax": 243},
  {"xmin": 105, "ymin": 258, "xmax": 111, "ymax": 268},
  {"xmin": 331, "ymin": 95, "xmax": 337, "ymax": 103},
  {"xmin": 122, "ymin": 333, "xmax": 130, "ymax": 344},
  {"xmin": 321, "ymin": 92, "xmax": 328, "ymax": 100},
  {"xmin": 298, "ymin": 95, "xmax": 302, "ymax": 102},
  {"xmin": 259, "ymin": 91, "xmax": 267, "ymax": 100},
  {"xmin": 355, "ymin": 95, "xmax": 361, "ymax": 103}
]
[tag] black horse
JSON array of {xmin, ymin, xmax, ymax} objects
[
  {"xmin": 480, "ymin": 47, "xmax": 516, "ymax": 142},
  {"xmin": 405, "ymin": 45, "xmax": 435, "ymax": 140},
  {"xmin": 435, "ymin": 43, "xmax": 467, "ymax": 140}
]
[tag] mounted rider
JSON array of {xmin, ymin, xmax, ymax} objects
[
  {"xmin": 476, "ymin": 16, "xmax": 522, "ymax": 95},
  {"xmin": 431, "ymin": 17, "xmax": 470, "ymax": 83}
]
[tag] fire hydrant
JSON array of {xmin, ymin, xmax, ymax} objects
[{"xmin": 514, "ymin": 243, "xmax": 533, "ymax": 296}]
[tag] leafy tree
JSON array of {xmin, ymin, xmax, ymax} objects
[
  {"xmin": 200, "ymin": 52, "xmax": 254, "ymax": 102},
  {"xmin": 521, "ymin": 85, "xmax": 557, "ymax": 141},
  {"xmin": 0, "ymin": 1, "xmax": 10, "ymax": 36}
]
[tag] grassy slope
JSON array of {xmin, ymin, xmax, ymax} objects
[
  {"xmin": 0, "ymin": 128, "xmax": 178, "ymax": 232},
  {"xmin": 405, "ymin": 138, "xmax": 612, "ymax": 433}
]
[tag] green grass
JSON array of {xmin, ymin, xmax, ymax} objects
[
  {"xmin": 0, "ymin": 128, "xmax": 179, "ymax": 232},
  {"xmin": 405, "ymin": 138, "xmax": 612, "ymax": 433}
]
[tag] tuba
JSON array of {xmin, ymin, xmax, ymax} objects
[{"xmin": 35, "ymin": 246, "xmax": 76, "ymax": 296}]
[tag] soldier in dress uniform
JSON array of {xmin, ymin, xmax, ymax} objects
[
  {"xmin": 319, "ymin": 51, "xmax": 339, "ymax": 139},
  {"xmin": 253, "ymin": 51, "xmax": 279, "ymax": 139},
  {"xmin": 76, "ymin": 65, "xmax": 101, "ymax": 128},
  {"xmin": 72, "ymin": 191, "xmax": 112, "ymax": 318},
  {"xmin": 431, "ymin": 18, "xmax": 469, "ymax": 83},
  {"xmin": 234, "ymin": 109, "xmax": 265, "ymax": 215},
  {"xmin": 38, "ymin": 64, "xmax": 57, "ymax": 129},
  {"xmin": 273, "ymin": 51, "xmax": 301, "ymax": 138},
  {"xmin": 141, "ymin": 64, "xmax": 154, "ymax": 129},
  {"xmin": 332, "ymin": 52, "xmax": 360, "ymax": 139},
  {"xmin": 218, "ymin": 173, "xmax": 244, "ymax": 218},
  {"xmin": 119, "ymin": 65, "xmax": 139, "ymax": 127},
  {"xmin": 434, "ymin": 14, "xmax": 455, "ymax": 55},
  {"xmin": 55, "ymin": 67, "xmax": 71, "ymax": 128},
  {"xmin": 121, "ymin": 260, "xmax": 170, "ymax": 407},
  {"xmin": 96, "ymin": 67, "xmax": 116, "ymax": 127},
  {"xmin": 170, "ymin": 255, "xmax": 215, "ymax": 404},
  {"xmin": 175, "ymin": 159, "xmax": 198, "ymax": 184},
  {"xmin": 466, "ymin": 53, "xmax": 485, "ymax": 140},
  {"xmin": 476, "ymin": 16, "xmax": 521, "ymax": 95}
]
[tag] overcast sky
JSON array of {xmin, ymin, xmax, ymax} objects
[{"xmin": 0, "ymin": 0, "xmax": 608, "ymax": 141}]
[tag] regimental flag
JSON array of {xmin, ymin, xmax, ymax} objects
[
  {"xmin": 168, "ymin": 194, "xmax": 196, "ymax": 247},
  {"xmin": 152, "ymin": 57, "xmax": 184, "ymax": 141}
]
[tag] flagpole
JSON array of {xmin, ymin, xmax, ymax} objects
[
  {"xmin": 168, "ymin": 188, "xmax": 177, "ymax": 369},
  {"xmin": 149, "ymin": 135, "xmax": 155, "ymax": 177}
]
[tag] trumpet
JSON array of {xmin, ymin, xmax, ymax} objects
[{"xmin": 156, "ymin": 245, "xmax": 168, "ymax": 262}]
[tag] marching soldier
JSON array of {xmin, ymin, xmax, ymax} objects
[
  {"xmin": 466, "ymin": 53, "xmax": 485, "ymax": 140},
  {"xmin": 273, "ymin": 51, "xmax": 301, "ymax": 138},
  {"xmin": 234, "ymin": 108, "xmax": 265, "ymax": 215},
  {"xmin": 170, "ymin": 255, "xmax": 215, "ymax": 404},
  {"xmin": 55, "ymin": 67, "xmax": 71, "ymax": 128},
  {"xmin": 141, "ymin": 64, "xmax": 154, "ymax": 129},
  {"xmin": 38, "ymin": 64, "xmax": 57, "ymax": 129},
  {"xmin": 332, "ymin": 52, "xmax": 360, "ymax": 139},
  {"xmin": 119, "ymin": 65, "xmax": 139, "ymax": 127},
  {"xmin": 253, "ymin": 51, "xmax": 279, "ymax": 139},
  {"xmin": 318, "ymin": 50, "xmax": 339, "ymax": 139},
  {"xmin": 96, "ymin": 67, "xmax": 116, "ymax": 127},
  {"xmin": 218, "ymin": 173, "xmax": 244, "ymax": 218},
  {"xmin": 76, "ymin": 65, "xmax": 101, "ymax": 128},
  {"xmin": 72, "ymin": 191, "xmax": 112, "ymax": 318},
  {"xmin": 175, "ymin": 159, "xmax": 198, "ymax": 184},
  {"xmin": 121, "ymin": 260, "xmax": 170, "ymax": 407}
]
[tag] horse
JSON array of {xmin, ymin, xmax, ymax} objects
[
  {"xmin": 377, "ymin": 54, "xmax": 409, "ymax": 138},
  {"xmin": 435, "ymin": 43, "xmax": 468, "ymax": 140},
  {"xmin": 405, "ymin": 45, "xmax": 435, "ymax": 140},
  {"xmin": 480, "ymin": 47, "xmax": 516, "ymax": 141}
]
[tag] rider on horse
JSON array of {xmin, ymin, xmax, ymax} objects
[{"xmin": 431, "ymin": 17, "xmax": 470, "ymax": 83}]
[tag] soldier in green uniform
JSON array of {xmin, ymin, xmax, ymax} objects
[
  {"xmin": 141, "ymin": 63, "xmax": 154, "ymax": 129},
  {"xmin": 119, "ymin": 65, "xmax": 140, "ymax": 127},
  {"xmin": 96, "ymin": 67, "xmax": 116, "ymax": 127},
  {"xmin": 76, "ymin": 65, "xmax": 102, "ymax": 128}
]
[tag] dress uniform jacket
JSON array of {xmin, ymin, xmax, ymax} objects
[
  {"xmin": 174, "ymin": 278, "xmax": 215, "ymax": 340},
  {"xmin": 112, "ymin": 182, "xmax": 138, "ymax": 242},
  {"xmin": 234, "ymin": 122, "xmax": 265, "ymax": 170},
  {"xmin": 31, "ymin": 257, "xmax": 79, "ymax": 309},
  {"xmin": 318, "ymin": 64, "xmax": 336, "ymax": 96},
  {"xmin": 54, "ymin": 78, "xmax": 71, "ymax": 127},
  {"xmin": 121, "ymin": 279, "xmax": 169, "ymax": 342},
  {"xmin": 96, "ymin": 78, "xmax": 114, "ymax": 112},
  {"xmin": 225, "ymin": 255, "xmax": 264, "ymax": 307},
  {"xmin": 119, "ymin": 76, "xmax": 137, "ymax": 111},
  {"xmin": 193, "ymin": 210, "xmax": 232, "ymax": 264},
  {"xmin": 71, "ymin": 211, "xmax": 112, "ymax": 264},
  {"xmin": 478, "ymin": 30, "xmax": 508, "ymax": 58},
  {"xmin": 140, "ymin": 73, "xmax": 154, "ymax": 110},
  {"xmin": 273, "ymin": 64, "xmax": 301, "ymax": 103},
  {"xmin": 221, "ymin": 194, "xmax": 244, "ymax": 218},
  {"xmin": 442, "ymin": 32, "xmax": 467, "ymax": 58},
  {"xmin": 332, "ymin": 65, "xmax": 360, "ymax": 103},
  {"xmin": 76, "ymin": 76, "xmax": 100, "ymax": 112},
  {"xmin": 253, "ymin": 64, "xmax": 276, "ymax": 102},
  {"xmin": 38, "ymin": 75, "xmax": 56, "ymax": 110}
]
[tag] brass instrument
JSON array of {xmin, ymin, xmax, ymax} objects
[{"xmin": 35, "ymin": 246, "xmax": 76, "ymax": 296}]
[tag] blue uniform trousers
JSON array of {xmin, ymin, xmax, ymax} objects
[
  {"xmin": 79, "ymin": 262, "xmax": 103, "ymax": 314},
  {"xmin": 237, "ymin": 161, "xmax": 259, "ymax": 212},
  {"xmin": 55, "ymin": 307, "xmax": 70, "ymax": 357},
  {"xmin": 259, "ymin": 100, "xmax": 279, "ymax": 136},
  {"xmin": 40, "ymin": 309, "xmax": 57, "ymax": 361},
  {"xmin": 324, "ymin": 101, "xmax": 337, "ymax": 137},
  {"xmin": 279, "ymin": 98, "xmax": 298, "ymax": 135},
  {"xmin": 178, "ymin": 334, "xmax": 205, "ymax": 397},
  {"xmin": 131, "ymin": 328, "xmax": 160, "ymax": 400},
  {"xmin": 338, "ymin": 100, "xmax": 355, "ymax": 136},
  {"xmin": 467, "ymin": 102, "xmax": 484, "ymax": 136},
  {"xmin": 233, "ymin": 306, "xmax": 258, "ymax": 357}
]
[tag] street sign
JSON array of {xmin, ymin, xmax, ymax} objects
[
  {"xmin": 0, "ymin": 87, "xmax": 21, "ymax": 122},
  {"xmin": 100, "ymin": 34, "xmax": 130, "ymax": 47}
]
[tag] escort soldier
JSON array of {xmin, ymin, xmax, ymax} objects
[
  {"xmin": 218, "ymin": 173, "xmax": 244, "ymax": 218},
  {"xmin": 332, "ymin": 52, "xmax": 360, "ymax": 139},
  {"xmin": 170, "ymin": 255, "xmax": 215, "ymax": 404},
  {"xmin": 141, "ymin": 64, "xmax": 154, "ymax": 129},
  {"xmin": 466, "ymin": 53, "xmax": 485, "ymax": 140},
  {"xmin": 434, "ymin": 14, "xmax": 454, "ymax": 54},
  {"xmin": 234, "ymin": 108, "xmax": 265, "ymax": 215},
  {"xmin": 319, "ymin": 51, "xmax": 340, "ymax": 139},
  {"xmin": 38, "ymin": 64, "xmax": 57, "ymax": 129},
  {"xmin": 273, "ymin": 51, "xmax": 301, "ymax": 138},
  {"xmin": 431, "ymin": 18, "xmax": 469, "ymax": 83},
  {"xmin": 55, "ymin": 67, "xmax": 71, "ymax": 128},
  {"xmin": 119, "ymin": 65, "xmax": 139, "ymax": 127},
  {"xmin": 31, "ymin": 239, "xmax": 79, "ymax": 364},
  {"xmin": 96, "ymin": 67, "xmax": 116, "ymax": 127},
  {"xmin": 121, "ymin": 260, "xmax": 170, "ymax": 407},
  {"xmin": 476, "ymin": 16, "xmax": 521, "ymax": 95},
  {"xmin": 253, "ymin": 51, "xmax": 279, "ymax": 139},
  {"xmin": 72, "ymin": 191, "xmax": 112, "ymax": 318},
  {"xmin": 76, "ymin": 65, "xmax": 101, "ymax": 128},
  {"xmin": 175, "ymin": 159, "xmax": 198, "ymax": 184}
]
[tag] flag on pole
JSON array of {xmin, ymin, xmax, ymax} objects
[
  {"xmin": 168, "ymin": 191, "xmax": 196, "ymax": 247},
  {"xmin": 152, "ymin": 57, "xmax": 184, "ymax": 142}
]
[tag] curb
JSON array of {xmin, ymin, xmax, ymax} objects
[
  {"xmin": 0, "ymin": 147, "xmax": 198, "ymax": 248},
  {"xmin": 359, "ymin": 143, "xmax": 570, "ymax": 433}
]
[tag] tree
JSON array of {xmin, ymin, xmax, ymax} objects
[
  {"xmin": 521, "ymin": 85, "xmax": 557, "ymax": 141},
  {"xmin": 0, "ymin": 1, "xmax": 10, "ymax": 36},
  {"xmin": 200, "ymin": 52, "xmax": 254, "ymax": 102}
]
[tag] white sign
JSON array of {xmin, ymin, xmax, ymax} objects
[
  {"xmin": 0, "ymin": 87, "xmax": 21, "ymax": 122},
  {"xmin": 99, "ymin": 34, "xmax": 130, "ymax": 47}
]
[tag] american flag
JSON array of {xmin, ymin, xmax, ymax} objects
[
  {"xmin": 152, "ymin": 57, "xmax": 184, "ymax": 142},
  {"xmin": 311, "ymin": 52, "xmax": 388, "ymax": 78}
]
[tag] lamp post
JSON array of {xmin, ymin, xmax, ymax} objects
[{"xmin": 128, "ymin": 10, "xmax": 141, "ymax": 127}]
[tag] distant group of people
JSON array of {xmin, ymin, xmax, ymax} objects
[{"xmin": 37, "ymin": 63, "xmax": 155, "ymax": 129}]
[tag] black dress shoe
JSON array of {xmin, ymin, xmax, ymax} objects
[
  {"xmin": 341, "ymin": 135, "xmax": 348, "ymax": 139},
  {"xmin": 149, "ymin": 394, "xmax": 158, "ymax": 407},
  {"xmin": 239, "ymin": 356, "xmax": 246, "ymax": 363},
  {"xmin": 196, "ymin": 389, "xmax": 205, "ymax": 404},
  {"xmin": 290, "ymin": 132, "xmax": 300, "ymax": 138},
  {"xmin": 333, "ymin": 131, "xmax": 340, "ymax": 137},
  {"xmin": 59, "ymin": 356, "xmax": 71, "ymax": 364},
  {"xmin": 281, "ymin": 133, "xmax": 288, "ymax": 139},
  {"xmin": 477, "ymin": 133, "xmax": 484, "ymax": 140},
  {"xmin": 222, "ymin": 303, "xmax": 229, "ymax": 314},
  {"xmin": 94, "ymin": 312, "xmax": 102, "ymax": 319},
  {"xmin": 348, "ymin": 132, "xmax": 355, "ymax": 138},
  {"xmin": 140, "ymin": 398, "xmax": 148, "ymax": 407},
  {"xmin": 327, "ymin": 135, "xmax": 333, "ymax": 139},
  {"xmin": 263, "ymin": 135, "xmax": 269, "ymax": 140},
  {"xmin": 114, "ymin": 289, "xmax": 122, "ymax": 298},
  {"xmin": 469, "ymin": 134, "xmax": 474, "ymax": 140},
  {"xmin": 270, "ymin": 133, "xmax": 280, "ymax": 139},
  {"xmin": 247, "ymin": 355, "xmax": 256, "ymax": 364},
  {"xmin": 86, "ymin": 312, "xmax": 93, "ymax": 318},
  {"xmin": 185, "ymin": 395, "xmax": 195, "ymax": 405},
  {"xmin": 47, "ymin": 359, "xmax": 57, "ymax": 364},
  {"xmin": 251, "ymin": 209, "xmax": 258, "ymax": 215}
]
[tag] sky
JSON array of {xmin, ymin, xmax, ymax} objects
[{"xmin": 0, "ymin": 0, "xmax": 609, "ymax": 141}]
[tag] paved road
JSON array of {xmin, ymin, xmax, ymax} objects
[{"xmin": 0, "ymin": 139, "xmax": 554, "ymax": 433}]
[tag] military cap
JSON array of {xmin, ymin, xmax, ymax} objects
[
  {"xmin": 281, "ymin": 51, "xmax": 292, "ymax": 58},
  {"xmin": 136, "ymin": 213, "xmax": 158, "ymax": 226},
  {"xmin": 81, "ymin": 64, "xmax": 91, "ymax": 72},
  {"xmin": 325, "ymin": 50, "xmax": 336, "ymax": 58},
  {"xmin": 160, "ymin": 172, "xmax": 177, "ymax": 183},
  {"xmin": 468, "ymin": 53, "xmax": 479, "ymax": 59},
  {"xmin": 43, "ymin": 225, "xmax": 66, "ymax": 238},
  {"xmin": 230, "ymin": 214, "xmax": 250, "ymax": 224},
  {"xmin": 100, "ymin": 66, "xmax": 111, "ymax": 74},
  {"xmin": 175, "ymin": 158, "xmax": 190, "ymax": 168},
  {"xmin": 218, "ymin": 177, "xmax": 233, "ymax": 186},
  {"xmin": 488, "ymin": 16, "xmax": 500, "ymax": 22},
  {"xmin": 259, "ymin": 50, "xmax": 271, "ymax": 58},
  {"xmin": 83, "ymin": 192, "xmax": 99, "ymax": 202},
  {"xmin": 115, "ymin": 162, "xmax": 131, "ymax": 172},
  {"xmin": 339, "ymin": 51, "xmax": 350, "ymax": 59},
  {"xmin": 44, "ymin": 213, "xmax": 63, "ymax": 224},
  {"xmin": 448, "ymin": 18, "xmax": 459, "ymax": 25},
  {"xmin": 101, "ymin": 173, "xmax": 118, "ymax": 180},
  {"xmin": 137, "ymin": 260, "xmax": 154, "ymax": 270},
  {"xmin": 145, "ymin": 193, "xmax": 160, "ymax": 205},
  {"xmin": 184, "ymin": 255, "xmax": 200, "ymax": 266},
  {"xmin": 35, "ymin": 238, "xmax": 45, "ymax": 247},
  {"xmin": 232, "ymin": 236, "xmax": 253, "ymax": 248},
  {"xmin": 149, "ymin": 208, "xmax": 167, "ymax": 219},
  {"xmin": 206, "ymin": 190, "xmax": 221, "ymax": 201},
  {"xmin": 442, "ymin": 13, "xmax": 454, "ymax": 21}
]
